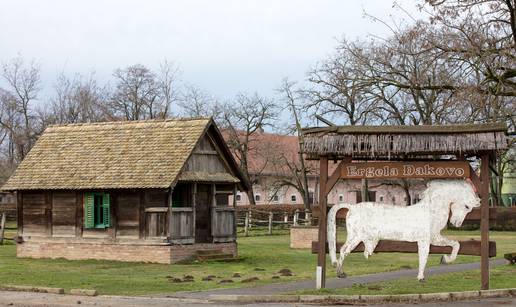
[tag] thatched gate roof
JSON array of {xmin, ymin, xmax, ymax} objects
[{"xmin": 302, "ymin": 123, "xmax": 508, "ymax": 159}]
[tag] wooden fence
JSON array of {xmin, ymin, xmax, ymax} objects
[{"xmin": 236, "ymin": 206, "xmax": 312, "ymax": 236}]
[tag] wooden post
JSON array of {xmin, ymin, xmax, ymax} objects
[
  {"xmin": 244, "ymin": 211, "xmax": 250, "ymax": 237},
  {"xmin": 317, "ymin": 156, "xmax": 329, "ymax": 289},
  {"xmin": 480, "ymin": 154, "xmax": 491, "ymax": 290},
  {"xmin": 232, "ymin": 185, "xmax": 237, "ymax": 239},
  {"xmin": 0, "ymin": 213, "xmax": 6, "ymax": 245},
  {"xmin": 248, "ymin": 209, "xmax": 252, "ymax": 229},
  {"xmin": 294, "ymin": 209, "xmax": 299, "ymax": 226},
  {"xmin": 75, "ymin": 191, "xmax": 83, "ymax": 238},
  {"xmin": 283, "ymin": 213, "xmax": 288, "ymax": 223},
  {"xmin": 192, "ymin": 183, "xmax": 197, "ymax": 240},
  {"xmin": 268, "ymin": 211, "xmax": 273, "ymax": 235},
  {"xmin": 305, "ymin": 209, "xmax": 312, "ymax": 226}
]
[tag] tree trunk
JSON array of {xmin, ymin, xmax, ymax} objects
[
  {"xmin": 361, "ymin": 179, "xmax": 368, "ymax": 201},
  {"xmin": 246, "ymin": 183, "xmax": 256, "ymax": 205},
  {"xmin": 404, "ymin": 186, "xmax": 411, "ymax": 206}
]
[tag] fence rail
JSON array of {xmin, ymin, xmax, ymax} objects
[{"xmin": 236, "ymin": 207, "xmax": 312, "ymax": 236}]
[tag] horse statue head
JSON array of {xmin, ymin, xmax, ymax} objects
[{"xmin": 426, "ymin": 180, "xmax": 481, "ymax": 227}]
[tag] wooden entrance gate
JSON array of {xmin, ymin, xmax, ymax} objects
[{"xmin": 301, "ymin": 123, "xmax": 508, "ymax": 290}]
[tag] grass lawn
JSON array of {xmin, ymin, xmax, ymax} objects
[
  {"xmin": 296, "ymin": 265, "xmax": 516, "ymax": 296},
  {"xmin": 0, "ymin": 224, "xmax": 514, "ymax": 296}
]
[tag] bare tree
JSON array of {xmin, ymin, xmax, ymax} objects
[
  {"xmin": 306, "ymin": 41, "xmax": 378, "ymax": 125},
  {"xmin": 221, "ymin": 93, "xmax": 278, "ymax": 205},
  {"xmin": 157, "ymin": 60, "xmax": 180, "ymax": 118},
  {"xmin": 49, "ymin": 72, "xmax": 109, "ymax": 124},
  {"xmin": 0, "ymin": 57, "xmax": 42, "ymax": 164},
  {"xmin": 110, "ymin": 62, "xmax": 179, "ymax": 120},
  {"xmin": 178, "ymin": 84, "xmax": 222, "ymax": 120},
  {"xmin": 274, "ymin": 79, "xmax": 313, "ymax": 210}
]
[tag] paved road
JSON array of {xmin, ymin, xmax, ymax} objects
[
  {"xmin": 172, "ymin": 258, "xmax": 507, "ymax": 298},
  {"xmin": 0, "ymin": 291, "xmax": 514, "ymax": 306}
]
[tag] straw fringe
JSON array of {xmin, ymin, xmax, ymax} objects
[{"xmin": 303, "ymin": 131, "xmax": 507, "ymax": 158}]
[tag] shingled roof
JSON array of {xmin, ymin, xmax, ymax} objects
[{"xmin": 2, "ymin": 118, "xmax": 242, "ymax": 191}]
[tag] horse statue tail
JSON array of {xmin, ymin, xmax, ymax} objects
[{"xmin": 328, "ymin": 203, "xmax": 351, "ymax": 266}]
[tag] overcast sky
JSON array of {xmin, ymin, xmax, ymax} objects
[{"xmin": 0, "ymin": 0, "xmax": 422, "ymax": 102}]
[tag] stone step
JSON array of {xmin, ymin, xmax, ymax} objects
[
  {"xmin": 196, "ymin": 249, "xmax": 225, "ymax": 256},
  {"xmin": 197, "ymin": 253, "xmax": 234, "ymax": 261}
]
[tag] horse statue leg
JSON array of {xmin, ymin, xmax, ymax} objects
[
  {"xmin": 363, "ymin": 239, "xmax": 379, "ymax": 259},
  {"xmin": 417, "ymin": 240, "xmax": 430, "ymax": 282},
  {"xmin": 336, "ymin": 236, "xmax": 361, "ymax": 278},
  {"xmin": 431, "ymin": 234, "xmax": 460, "ymax": 264}
]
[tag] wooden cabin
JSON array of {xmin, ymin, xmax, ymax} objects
[{"xmin": 1, "ymin": 118, "xmax": 248, "ymax": 264}]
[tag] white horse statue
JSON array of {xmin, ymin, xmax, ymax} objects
[{"xmin": 327, "ymin": 180, "xmax": 480, "ymax": 281}]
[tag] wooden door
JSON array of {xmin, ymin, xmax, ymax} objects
[{"xmin": 195, "ymin": 184, "xmax": 212, "ymax": 243}]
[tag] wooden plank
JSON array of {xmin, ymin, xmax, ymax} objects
[
  {"xmin": 145, "ymin": 207, "xmax": 169, "ymax": 213},
  {"xmin": 317, "ymin": 156, "xmax": 329, "ymax": 288},
  {"xmin": 75, "ymin": 191, "xmax": 82, "ymax": 238},
  {"xmin": 311, "ymin": 206, "xmax": 497, "ymax": 221},
  {"xmin": 109, "ymin": 192, "xmax": 116, "ymax": 239},
  {"xmin": 339, "ymin": 161, "xmax": 470, "ymax": 179},
  {"xmin": 170, "ymin": 207, "xmax": 194, "ymax": 212},
  {"xmin": 116, "ymin": 192, "xmax": 140, "ymax": 238},
  {"xmin": 480, "ymin": 154, "xmax": 490, "ymax": 290},
  {"xmin": 45, "ymin": 191, "xmax": 52, "ymax": 237},
  {"xmin": 311, "ymin": 240, "xmax": 496, "ymax": 257},
  {"xmin": 139, "ymin": 190, "xmax": 145, "ymax": 239},
  {"xmin": 17, "ymin": 192, "xmax": 23, "ymax": 236}
]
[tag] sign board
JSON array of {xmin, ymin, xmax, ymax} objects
[{"xmin": 340, "ymin": 161, "xmax": 470, "ymax": 179}]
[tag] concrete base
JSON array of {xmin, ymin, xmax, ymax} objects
[{"xmin": 290, "ymin": 226, "xmax": 318, "ymax": 249}]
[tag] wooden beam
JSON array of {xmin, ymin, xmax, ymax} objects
[
  {"xmin": 317, "ymin": 156, "xmax": 329, "ymax": 288},
  {"xmin": 325, "ymin": 161, "xmax": 344, "ymax": 195},
  {"xmin": 311, "ymin": 206, "xmax": 497, "ymax": 221},
  {"xmin": 469, "ymin": 166, "xmax": 481, "ymax": 194},
  {"xmin": 311, "ymin": 240, "xmax": 496, "ymax": 257},
  {"xmin": 480, "ymin": 154, "xmax": 490, "ymax": 290}
]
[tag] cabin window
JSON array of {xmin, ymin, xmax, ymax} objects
[
  {"xmin": 291, "ymin": 195, "xmax": 297, "ymax": 202},
  {"xmin": 236, "ymin": 194, "xmax": 241, "ymax": 202},
  {"xmin": 255, "ymin": 194, "xmax": 261, "ymax": 202},
  {"xmin": 272, "ymin": 195, "xmax": 279, "ymax": 202},
  {"xmin": 84, "ymin": 192, "xmax": 110, "ymax": 229},
  {"xmin": 171, "ymin": 183, "xmax": 191, "ymax": 207},
  {"xmin": 338, "ymin": 194, "xmax": 344, "ymax": 202}
]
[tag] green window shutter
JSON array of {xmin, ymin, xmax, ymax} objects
[
  {"xmin": 84, "ymin": 193, "xmax": 94, "ymax": 229},
  {"xmin": 102, "ymin": 193, "xmax": 111, "ymax": 227}
]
